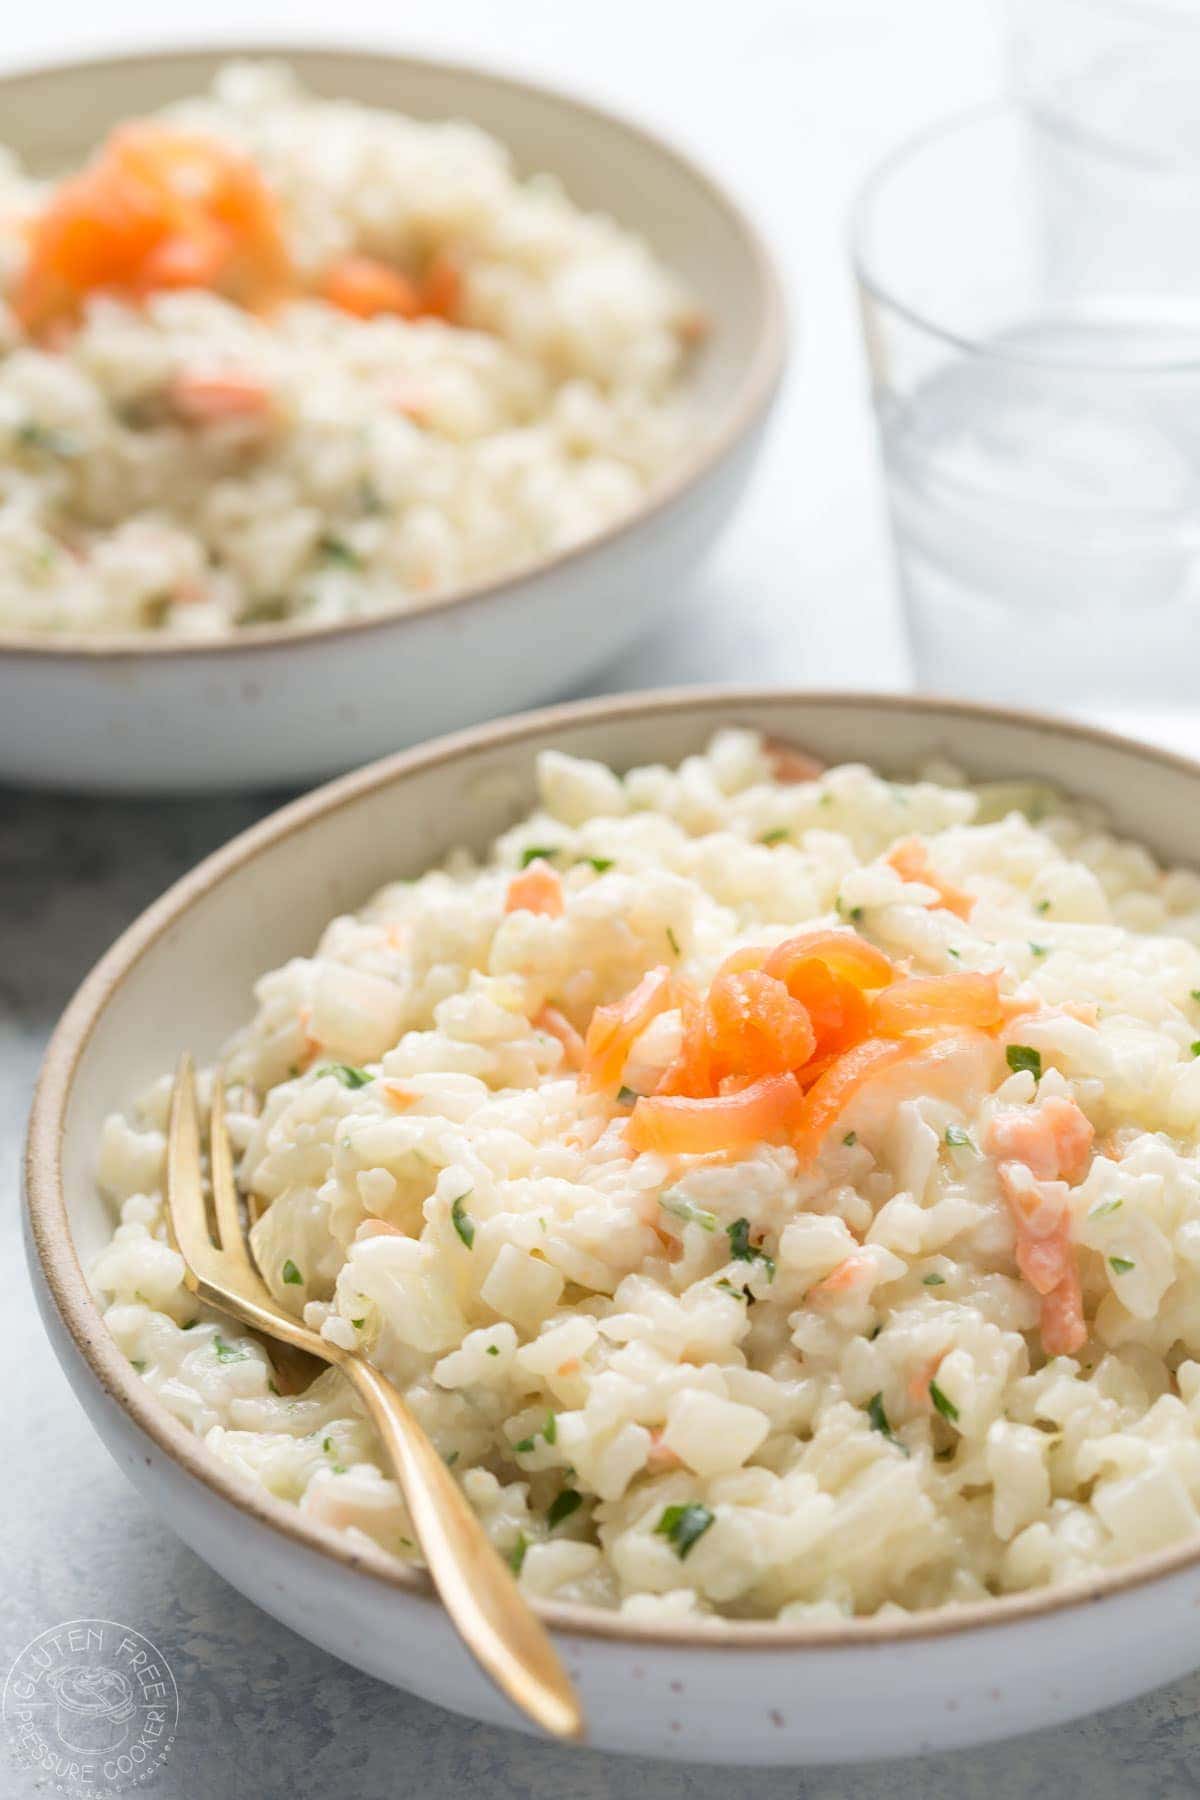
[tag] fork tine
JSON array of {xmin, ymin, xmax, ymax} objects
[
  {"xmin": 208, "ymin": 1074, "xmax": 253, "ymax": 1271},
  {"xmin": 165, "ymin": 1053, "xmax": 213, "ymax": 1287}
]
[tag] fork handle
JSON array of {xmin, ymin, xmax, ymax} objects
[{"xmin": 339, "ymin": 1354, "xmax": 584, "ymax": 1741}]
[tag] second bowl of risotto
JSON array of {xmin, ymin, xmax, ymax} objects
[
  {"xmin": 0, "ymin": 48, "xmax": 784, "ymax": 789},
  {"xmin": 25, "ymin": 690, "xmax": 1200, "ymax": 1759}
]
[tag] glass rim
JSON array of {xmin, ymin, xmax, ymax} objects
[{"xmin": 849, "ymin": 99, "xmax": 1200, "ymax": 378}]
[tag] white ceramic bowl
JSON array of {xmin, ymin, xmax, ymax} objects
[
  {"xmin": 0, "ymin": 47, "xmax": 786, "ymax": 794},
  {"xmin": 27, "ymin": 689, "xmax": 1200, "ymax": 1764}
]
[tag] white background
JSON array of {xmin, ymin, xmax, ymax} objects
[{"xmin": 14, "ymin": 6, "xmax": 1200, "ymax": 1798}]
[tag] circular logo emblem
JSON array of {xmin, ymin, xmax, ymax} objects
[{"xmin": 4, "ymin": 1620, "xmax": 178, "ymax": 1798}]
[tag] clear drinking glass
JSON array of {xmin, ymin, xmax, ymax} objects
[{"xmin": 853, "ymin": 103, "xmax": 1200, "ymax": 708}]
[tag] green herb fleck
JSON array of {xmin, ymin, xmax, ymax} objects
[
  {"xmin": 1035, "ymin": 899, "xmax": 1051, "ymax": 916},
  {"xmin": 583, "ymin": 856, "xmax": 614, "ymax": 873},
  {"xmin": 520, "ymin": 845, "xmax": 559, "ymax": 868},
  {"xmin": 867, "ymin": 1392, "xmax": 908, "ymax": 1453},
  {"xmin": 451, "ymin": 1192, "xmax": 475, "ymax": 1249},
  {"xmin": 322, "ymin": 1436, "xmax": 334, "ymax": 1454},
  {"xmin": 267, "ymin": 1380, "xmax": 280, "ymax": 1396},
  {"xmin": 760, "ymin": 828, "xmax": 789, "ymax": 846},
  {"xmin": 351, "ymin": 1317, "xmax": 366, "ymax": 1330},
  {"xmin": 1192, "ymin": 990, "xmax": 1200, "ymax": 1003},
  {"xmin": 923, "ymin": 1272, "xmax": 947, "ymax": 1286},
  {"xmin": 945, "ymin": 1125, "xmax": 976, "ymax": 1150},
  {"xmin": 1109, "ymin": 1256, "xmax": 1136, "ymax": 1275},
  {"xmin": 17, "ymin": 421, "xmax": 80, "ymax": 457},
  {"xmin": 131, "ymin": 1359, "xmax": 147, "ymax": 1373},
  {"xmin": 842, "ymin": 1131, "xmax": 857, "ymax": 1147},
  {"xmin": 727, "ymin": 1217, "xmax": 776, "ymax": 1279},
  {"xmin": 1088, "ymin": 1198, "xmax": 1122, "ymax": 1220},
  {"xmin": 929, "ymin": 1381, "xmax": 960, "ymax": 1425},
  {"xmin": 318, "ymin": 1063, "xmax": 372, "ymax": 1088},
  {"xmin": 445, "ymin": 1450, "xmax": 460, "ymax": 1467},
  {"xmin": 715, "ymin": 1278, "xmax": 754, "ymax": 1303},
  {"xmin": 281, "ymin": 1258, "xmax": 303, "ymax": 1286},
  {"xmin": 508, "ymin": 1533, "xmax": 528, "ymax": 1576},
  {"xmin": 616, "ymin": 1085, "xmax": 640, "ymax": 1106},
  {"xmin": 946, "ymin": 946, "xmax": 961, "ymax": 960},
  {"xmin": 1006, "ymin": 1044, "xmax": 1042, "ymax": 1079},
  {"xmin": 1191, "ymin": 1042, "xmax": 1200, "ymax": 1059},
  {"xmin": 213, "ymin": 1335, "xmax": 249, "ymax": 1364},
  {"xmin": 1029, "ymin": 943, "xmax": 1049, "ymax": 958},
  {"xmin": 547, "ymin": 1488, "xmax": 583, "ymax": 1530},
  {"xmin": 513, "ymin": 1436, "xmax": 536, "ymax": 1455},
  {"xmin": 666, "ymin": 926, "xmax": 682, "ymax": 957},
  {"xmin": 486, "ymin": 1344, "xmax": 500, "ymax": 1356},
  {"xmin": 654, "ymin": 1502, "xmax": 715, "ymax": 1559},
  {"xmin": 661, "ymin": 1191, "xmax": 718, "ymax": 1233},
  {"xmin": 317, "ymin": 533, "xmax": 363, "ymax": 568}
]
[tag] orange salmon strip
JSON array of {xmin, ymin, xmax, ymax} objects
[
  {"xmin": 583, "ymin": 965, "xmax": 674, "ymax": 1091},
  {"xmin": 792, "ymin": 1036, "xmax": 919, "ymax": 1163},
  {"xmin": 504, "ymin": 862, "xmax": 564, "ymax": 919},
  {"xmin": 628, "ymin": 1072, "xmax": 805, "ymax": 1156},
  {"xmin": 887, "ymin": 839, "xmax": 974, "ymax": 921},
  {"xmin": 871, "ymin": 972, "xmax": 1004, "ymax": 1037}
]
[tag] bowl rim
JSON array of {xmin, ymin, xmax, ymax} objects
[
  {"xmin": 27, "ymin": 684, "xmax": 1200, "ymax": 1652},
  {"xmin": 0, "ymin": 39, "xmax": 788, "ymax": 665}
]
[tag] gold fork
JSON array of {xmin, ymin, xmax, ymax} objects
[{"xmin": 165, "ymin": 1054, "xmax": 584, "ymax": 1741}]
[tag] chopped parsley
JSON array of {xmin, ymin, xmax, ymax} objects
[
  {"xmin": 508, "ymin": 1533, "xmax": 528, "ymax": 1576},
  {"xmin": 727, "ymin": 1217, "xmax": 776, "ymax": 1280},
  {"xmin": 17, "ymin": 421, "xmax": 80, "ymax": 457},
  {"xmin": 451, "ymin": 1192, "xmax": 476, "ymax": 1249},
  {"xmin": 486, "ymin": 1344, "xmax": 500, "ymax": 1356},
  {"xmin": 715, "ymin": 1278, "xmax": 755, "ymax": 1303},
  {"xmin": 666, "ymin": 926, "xmax": 682, "ymax": 957},
  {"xmin": 583, "ymin": 856, "xmax": 614, "ymax": 873},
  {"xmin": 867, "ymin": 1392, "xmax": 907, "ymax": 1453},
  {"xmin": 842, "ymin": 1131, "xmax": 857, "ymax": 1147},
  {"xmin": 922, "ymin": 1272, "xmax": 947, "ymax": 1286},
  {"xmin": 281, "ymin": 1259, "xmax": 303, "ymax": 1286},
  {"xmin": 946, "ymin": 946, "xmax": 961, "ymax": 960},
  {"xmin": 661, "ymin": 1191, "xmax": 718, "ymax": 1233},
  {"xmin": 213, "ymin": 1335, "xmax": 249, "ymax": 1364},
  {"xmin": 318, "ymin": 1063, "xmax": 372, "ymax": 1088},
  {"xmin": 945, "ymin": 1125, "xmax": 975, "ymax": 1150},
  {"xmin": 1192, "ymin": 990, "xmax": 1200, "ymax": 1003},
  {"xmin": 1088, "ymin": 1198, "xmax": 1123, "ymax": 1220},
  {"xmin": 445, "ymin": 1450, "xmax": 460, "ymax": 1467},
  {"xmin": 1109, "ymin": 1256, "xmax": 1136, "ymax": 1275},
  {"xmin": 547, "ymin": 1488, "xmax": 583, "ymax": 1530},
  {"xmin": 1035, "ymin": 899, "xmax": 1052, "ymax": 915},
  {"xmin": 616, "ymin": 1085, "xmax": 641, "ymax": 1107},
  {"xmin": 131, "ymin": 1359, "xmax": 147, "ymax": 1373},
  {"xmin": 654, "ymin": 1502, "xmax": 715, "ymax": 1559},
  {"xmin": 1191, "ymin": 1042, "xmax": 1200, "ymax": 1059},
  {"xmin": 513, "ymin": 1435, "xmax": 536, "ymax": 1455},
  {"xmin": 317, "ymin": 533, "xmax": 364, "ymax": 568},
  {"xmin": 760, "ymin": 828, "xmax": 790, "ymax": 846},
  {"xmin": 351, "ymin": 1317, "xmax": 366, "ymax": 1330},
  {"xmin": 929, "ymin": 1381, "xmax": 960, "ymax": 1425},
  {"xmin": 1006, "ymin": 1044, "xmax": 1042, "ymax": 1079},
  {"xmin": 543, "ymin": 1411, "xmax": 558, "ymax": 1446},
  {"xmin": 322, "ymin": 1436, "xmax": 334, "ymax": 1454},
  {"xmin": 520, "ymin": 845, "xmax": 559, "ymax": 868},
  {"xmin": 1029, "ymin": 942, "xmax": 1049, "ymax": 958}
]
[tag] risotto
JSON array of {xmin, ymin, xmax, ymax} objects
[
  {"xmin": 0, "ymin": 62, "xmax": 694, "ymax": 638},
  {"xmin": 93, "ymin": 731, "xmax": 1200, "ymax": 1620}
]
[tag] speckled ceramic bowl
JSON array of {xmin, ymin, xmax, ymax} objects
[
  {"xmin": 25, "ymin": 690, "xmax": 1200, "ymax": 1762},
  {"xmin": 0, "ymin": 46, "xmax": 786, "ymax": 793}
]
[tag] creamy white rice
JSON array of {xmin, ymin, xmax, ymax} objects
[
  {"xmin": 93, "ymin": 731, "xmax": 1200, "ymax": 1620},
  {"xmin": 0, "ymin": 62, "xmax": 693, "ymax": 637}
]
